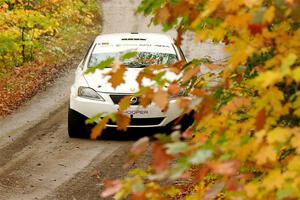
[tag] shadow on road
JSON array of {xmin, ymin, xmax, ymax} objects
[
  {"xmin": 96, "ymin": 114, "xmax": 194, "ymax": 141},
  {"xmin": 99, "ymin": 127, "xmax": 167, "ymax": 141}
]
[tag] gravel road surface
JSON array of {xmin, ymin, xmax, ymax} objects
[{"xmin": 0, "ymin": 0, "xmax": 226, "ymax": 199}]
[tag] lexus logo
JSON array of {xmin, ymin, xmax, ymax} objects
[{"xmin": 130, "ymin": 96, "xmax": 138, "ymax": 105}]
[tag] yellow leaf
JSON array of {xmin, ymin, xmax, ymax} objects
[
  {"xmin": 255, "ymin": 145, "xmax": 276, "ymax": 165},
  {"xmin": 292, "ymin": 67, "xmax": 300, "ymax": 83},
  {"xmin": 288, "ymin": 156, "xmax": 300, "ymax": 171},
  {"xmin": 281, "ymin": 53, "xmax": 297, "ymax": 76},
  {"xmin": 253, "ymin": 71, "xmax": 281, "ymax": 88},
  {"xmin": 245, "ymin": 182, "xmax": 259, "ymax": 198},
  {"xmin": 263, "ymin": 6, "xmax": 275, "ymax": 23},
  {"xmin": 267, "ymin": 127, "xmax": 291, "ymax": 144},
  {"xmin": 262, "ymin": 169, "xmax": 284, "ymax": 191},
  {"xmin": 291, "ymin": 134, "xmax": 300, "ymax": 154}
]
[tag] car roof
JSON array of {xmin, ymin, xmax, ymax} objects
[{"xmin": 94, "ymin": 33, "xmax": 175, "ymax": 45}]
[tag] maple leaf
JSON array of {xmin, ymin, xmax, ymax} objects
[
  {"xmin": 191, "ymin": 88, "xmax": 207, "ymax": 97},
  {"xmin": 175, "ymin": 25, "xmax": 184, "ymax": 47},
  {"xmin": 116, "ymin": 112, "xmax": 130, "ymax": 131},
  {"xmin": 101, "ymin": 180, "xmax": 122, "ymax": 198},
  {"xmin": 255, "ymin": 109, "xmax": 266, "ymax": 131},
  {"xmin": 130, "ymin": 137, "xmax": 149, "ymax": 156},
  {"xmin": 118, "ymin": 96, "xmax": 131, "ymax": 112},
  {"xmin": 132, "ymin": 192, "xmax": 146, "ymax": 200},
  {"xmin": 168, "ymin": 82, "xmax": 180, "ymax": 96},
  {"xmin": 153, "ymin": 90, "xmax": 168, "ymax": 110},
  {"xmin": 108, "ymin": 64, "xmax": 127, "ymax": 89},
  {"xmin": 263, "ymin": 6, "xmax": 275, "ymax": 23},
  {"xmin": 169, "ymin": 60, "xmax": 186, "ymax": 74},
  {"xmin": 221, "ymin": 97, "xmax": 251, "ymax": 113},
  {"xmin": 262, "ymin": 169, "xmax": 284, "ymax": 191},
  {"xmin": 176, "ymin": 97, "xmax": 192, "ymax": 110},
  {"xmin": 267, "ymin": 127, "xmax": 291, "ymax": 144},
  {"xmin": 203, "ymin": 182, "xmax": 225, "ymax": 200},
  {"xmin": 155, "ymin": 6, "xmax": 170, "ymax": 24},
  {"xmin": 182, "ymin": 66, "xmax": 200, "ymax": 83},
  {"xmin": 152, "ymin": 142, "xmax": 173, "ymax": 173},
  {"xmin": 209, "ymin": 160, "xmax": 240, "ymax": 176},
  {"xmin": 291, "ymin": 134, "xmax": 300, "ymax": 153},
  {"xmin": 255, "ymin": 145, "xmax": 277, "ymax": 165},
  {"xmin": 139, "ymin": 87, "xmax": 154, "ymax": 108},
  {"xmin": 90, "ymin": 117, "xmax": 108, "ymax": 140},
  {"xmin": 248, "ymin": 24, "xmax": 264, "ymax": 35}
]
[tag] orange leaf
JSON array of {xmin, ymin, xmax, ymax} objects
[
  {"xmin": 153, "ymin": 90, "xmax": 168, "ymax": 110},
  {"xmin": 209, "ymin": 160, "xmax": 240, "ymax": 176},
  {"xmin": 130, "ymin": 137, "xmax": 149, "ymax": 156},
  {"xmin": 255, "ymin": 109, "xmax": 266, "ymax": 131},
  {"xmin": 175, "ymin": 26, "xmax": 184, "ymax": 47},
  {"xmin": 169, "ymin": 60, "xmax": 186, "ymax": 74},
  {"xmin": 90, "ymin": 117, "xmax": 108, "ymax": 140},
  {"xmin": 101, "ymin": 180, "xmax": 122, "ymax": 198},
  {"xmin": 182, "ymin": 67, "xmax": 200, "ymax": 83},
  {"xmin": 108, "ymin": 64, "xmax": 127, "ymax": 88},
  {"xmin": 155, "ymin": 7, "xmax": 171, "ymax": 24},
  {"xmin": 191, "ymin": 88, "xmax": 207, "ymax": 96},
  {"xmin": 152, "ymin": 142, "xmax": 172, "ymax": 173},
  {"xmin": 205, "ymin": 63, "xmax": 224, "ymax": 70},
  {"xmin": 176, "ymin": 97, "xmax": 191, "ymax": 110},
  {"xmin": 132, "ymin": 192, "xmax": 146, "ymax": 200},
  {"xmin": 168, "ymin": 82, "xmax": 180, "ymax": 96},
  {"xmin": 118, "ymin": 96, "xmax": 131, "ymax": 112},
  {"xmin": 116, "ymin": 112, "xmax": 130, "ymax": 131},
  {"xmin": 139, "ymin": 88, "xmax": 154, "ymax": 108},
  {"xmin": 220, "ymin": 97, "xmax": 251, "ymax": 113}
]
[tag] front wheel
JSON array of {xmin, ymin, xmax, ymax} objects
[{"xmin": 68, "ymin": 108, "xmax": 91, "ymax": 138}]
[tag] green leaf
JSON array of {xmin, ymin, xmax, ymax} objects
[
  {"xmin": 120, "ymin": 52, "xmax": 137, "ymax": 61},
  {"xmin": 165, "ymin": 142, "xmax": 188, "ymax": 155},
  {"xmin": 155, "ymin": 134, "xmax": 172, "ymax": 144},
  {"xmin": 170, "ymin": 157, "xmax": 190, "ymax": 179},
  {"xmin": 276, "ymin": 188, "xmax": 293, "ymax": 200},
  {"xmin": 85, "ymin": 57, "xmax": 114, "ymax": 74},
  {"xmin": 189, "ymin": 149, "xmax": 212, "ymax": 164}
]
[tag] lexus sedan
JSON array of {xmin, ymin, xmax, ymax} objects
[{"xmin": 68, "ymin": 32, "xmax": 190, "ymax": 138}]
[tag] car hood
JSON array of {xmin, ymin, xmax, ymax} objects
[{"xmin": 83, "ymin": 68, "xmax": 178, "ymax": 94}]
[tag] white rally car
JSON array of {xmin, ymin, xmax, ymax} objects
[{"xmin": 68, "ymin": 33, "xmax": 190, "ymax": 138}]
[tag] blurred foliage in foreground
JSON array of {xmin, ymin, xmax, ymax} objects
[
  {"xmin": 93, "ymin": 0, "xmax": 300, "ymax": 199},
  {"xmin": 0, "ymin": 0, "xmax": 98, "ymax": 74}
]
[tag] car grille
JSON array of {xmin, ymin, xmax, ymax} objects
[
  {"xmin": 110, "ymin": 94, "xmax": 139, "ymax": 105},
  {"xmin": 107, "ymin": 117, "xmax": 164, "ymax": 126}
]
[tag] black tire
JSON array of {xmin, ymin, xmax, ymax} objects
[{"xmin": 68, "ymin": 108, "xmax": 91, "ymax": 138}]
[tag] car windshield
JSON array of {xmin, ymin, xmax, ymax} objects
[{"xmin": 88, "ymin": 52, "xmax": 178, "ymax": 68}]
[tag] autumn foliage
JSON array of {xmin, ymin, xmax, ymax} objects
[
  {"xmin": 0, "ymin": 0, "xmax": 99, "ymax": 115},
  {"xmin": 90, "ymin": 0, "xmax": 300, "ymax": 199}
]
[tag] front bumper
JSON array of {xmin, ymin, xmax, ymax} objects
[{"xmin": 70, "ymin": 93, "xmax": 191, "ymax": 128}]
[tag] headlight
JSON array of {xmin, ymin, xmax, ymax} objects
[{"xmin": 78, "ymin": 86, "xmax": 105, "ymax": 101}]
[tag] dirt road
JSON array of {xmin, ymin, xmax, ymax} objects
[{"xmin": 0, "ymin": 0, "xmax": 226, "ymax": 199}]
